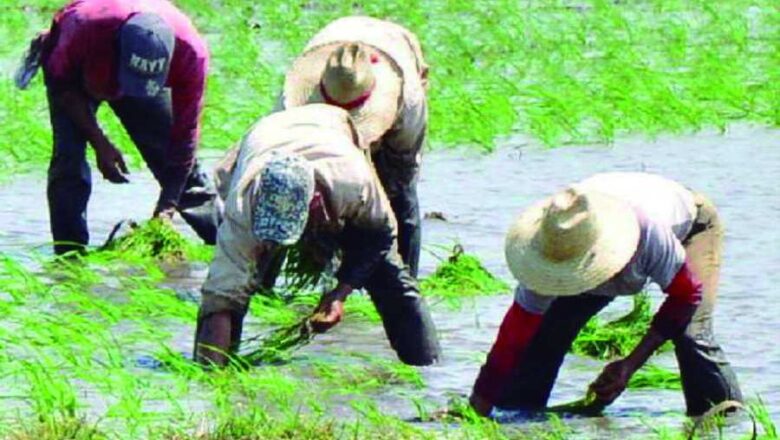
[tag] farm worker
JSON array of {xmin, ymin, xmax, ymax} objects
[
  {"xmin": 469, "ymin": 172, "xmax": 742, "ymax": 417},
  {"xmin": 194, "ymin": 104, "xmax": 441, "ymax": 367},
  {"xmin": 23, "ymin": 0, "xmax": 216, "ymax": 254},
  {"xmin": 279, "ymin": 16, "xmax": 429, "ymax": 278}
]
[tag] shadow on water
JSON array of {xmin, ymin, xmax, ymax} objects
[{"xmin": 0, "ymin": 125, "xmax": 778, "ymax": 437}]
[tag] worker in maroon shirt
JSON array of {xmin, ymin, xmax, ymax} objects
[
  {"xmin": 20, "ymin": 0, "xmax": 216, "ymax": 254},
  {"xmin": 470, "ymin": 173, "xmax": 742, "ymax": 417}
]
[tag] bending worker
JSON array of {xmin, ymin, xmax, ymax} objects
[
  {"xmin": 470, "ymin": 172, "xmax": 742, "ymax": 417},
  {"xmin": 280, "ymin": 16, "xmax": 429, "ymax": 277},
  {"xmin": 30, "ymin": 0, "xmax": 217, "ymax": 254},
  {"xmin": 194, "ymin": 104, "xmax": 440, "ymax": 367}
]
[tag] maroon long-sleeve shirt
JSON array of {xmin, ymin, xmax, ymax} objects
[{"xmin": 43, "ymin": 0, "xmax": 208, "ymax": 175}]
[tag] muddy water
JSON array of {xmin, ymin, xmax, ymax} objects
[{"xmin": 0, "ymin": 124, "xmax": 778, "ymax": 436}]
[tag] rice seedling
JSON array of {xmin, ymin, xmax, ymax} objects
[
  {"xmin": 547, "ymin": 389, "xmax": 608, "ymax": 417},
  {"xmin": 99, "ymin": 219, "xmax": 207, "ymax": 263},
  {"xmin": 2, "ymin": 1, "xmax": 779, "ymax": 437},
  {"xmin": 311, "ymin": 353, "xmax": 425, "ymax": 393},
  {"xmin": 4, "ymin": 415, "xmax": 107, "ymax": 440},
  {"xmin": 571, "ymin": 291, "xmax": 666, "ymax": 360},
  {"xmin": 420, "ymin": 245, "xmax": 510, "ymax": 308},
  {"xmin": 3, "ymin": 0, "xmax": 778, "ymax": 177},
  {"xmin": 628, "ymin": 364, "xmax": 682, "ymax": 391},
  {"xmin": 240, "ymin": 317, "xmax": 313, "ymax": 365},
  {"xmin": 751, "ymin": 398, "xmax": 779, "ymax": 439}
]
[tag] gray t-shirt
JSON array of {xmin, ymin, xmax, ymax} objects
[{"xmin": 515, "ymin": 172, "xmax": 697, "ymax": 314}]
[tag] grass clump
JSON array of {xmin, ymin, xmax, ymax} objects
[
  {"xmin": 4, "ymin": 0, "xmax": 779, "ymax": 178},
  {"xmin": 312, "ymin": 354, "xmax": 424, "ymax": 392},
  {"xmin": 749, "ymin": 397, "xmax": 779, "ymax": 440},
  {"xmin": 4, "ymin": 415, "xmax": 106, "ymax": 440},
  {"xmin": 571, "ymin": 292, "xmax": 660, "ymax": 359},
  {"xmin": 420, "ymin": 245, "xmax": 509, "ymax": 307},
  {"xmin": 628, "ymin": 364, "xmax": 682, "ymax": 391},
  {"xmin": 98, "ymin": 219, "xmax": 212, "ymax": 263},
  {"xmin": 240, "ymin": 318, "xmax": 313, "ymax": 365},
  {"xmin": 100, "ymin": 219, "xmax": 190, "ymax": 261}
]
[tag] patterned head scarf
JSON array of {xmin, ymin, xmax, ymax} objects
[{"xmin": 252, "ymin": 152, "xmax": 315, "ymax": 245}]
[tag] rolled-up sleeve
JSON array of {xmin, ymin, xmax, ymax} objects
[{"xmin": 513, "ymin": 284, "xmax": 555, "ymax": 315}]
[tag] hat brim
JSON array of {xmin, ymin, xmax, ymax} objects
[
  {"xmin": 505, "ymin": 190, "xmax": 640, "ymax": 297},
  {"xmin": 282, "ymin": 42, "xmax": 402, "ymax": 148}
]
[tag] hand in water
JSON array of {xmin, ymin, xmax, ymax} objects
[{"xmin": 590, "ymin": 359, "xmax": 633, "ymax": 404}]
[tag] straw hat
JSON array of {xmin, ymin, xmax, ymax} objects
[
  {"xmin": 504, "ymin": 187, "xmax": 640, "ymax": 296},
  {"xmin": 283, "ymin": 42, "xmax": 402, "ymax": 147}
]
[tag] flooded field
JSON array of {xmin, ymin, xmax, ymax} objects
[{"xmin": 0, "ymin": 124, "xmax": 777, "ymax": 438}]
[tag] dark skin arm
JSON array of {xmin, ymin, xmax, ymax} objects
[
  {"xmin": 195, "ymin": 241, "xmax": 278, "ymax": 367},
  {"xmin": 590, "ymin": 326, "xmax": 667, "ymax": 403},
  {"xmin": 51, "ymin": 87, "xmax": 129, "ymax": 183}
]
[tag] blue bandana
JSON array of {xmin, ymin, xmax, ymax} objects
[{"xmin": 252, "ymin": 153, "xmax": 315, "ymax": 245}]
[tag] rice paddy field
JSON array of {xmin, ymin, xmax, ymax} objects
[{"xmin": 1, "ymin": 0, "xmax": 779, "ymax": 439}]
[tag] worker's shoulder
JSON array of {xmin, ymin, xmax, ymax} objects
[
  {"xmin": 54, "ymin": 0, "xmax": 128, "ymax": 29},
  {"xmin": 261, "ymin": 105, "xmax": 362, "ymax": 146}
]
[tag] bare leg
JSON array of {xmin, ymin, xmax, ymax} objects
[{"xmin": 194, "ymin": 311, "xmax": 233, "ymax": 367}]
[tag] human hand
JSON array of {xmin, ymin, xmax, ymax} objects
[
  {"xmin": 94, "ymin": 139, "xmax": 129, "ymax": 183},
  {"xmin": 153, "ymin": 204, "xmax": 177, "ymax": 222},
  {"xmin": 309, "ymin": 290, "xmax": 346, "ymax": 334},
  {"xmin": 589, "ymin": 358, "xmax": 635, "ymax": 404}
]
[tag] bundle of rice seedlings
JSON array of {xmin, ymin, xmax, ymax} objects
[
  {"xmin": 100, "ymin": 219, "xmax": 191, "ymax": 262},
  {"xmin": 571, "ymin": 292, "xmax": 658, "ymax": 360},
  {"xmin": 420, "ymin": 245, "xmax": 509, "ymax": 306},
  {"xmin": 239, "ymin": 317, "xmax": 314, "ymax": 365}
]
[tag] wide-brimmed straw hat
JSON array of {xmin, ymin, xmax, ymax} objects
[
  {"xmin": 504, "ymin": 186, "xmax": 640, "ymax": 296},
  {"xmin": 283, "ymin": 41, "xmax": 402, "ymax": 146}
]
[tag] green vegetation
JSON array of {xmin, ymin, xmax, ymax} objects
[
  {"xmin": 421, "ymin": 245, "xmax": 510, "ymax": 308},
  {"xmin": 570, "ymin": 292, "xmax": 681, "ymax": 391},
  {"xmin": 1, "ymin": 0, "xmax": 779, "ymax": 435},
  {"xmin": 0, "ymin": 235, "xmax": 777, "ymax": 438},
  {"xmin": 571, "ymin": 292, "xmax": 655, "ymax": 360},
  {"xmin": 628, "ymin": 364, "xmax": 682, "ymax": 391},
  {"xmin": 2, "ymin": 0, "xmax": 779, "ymax": 177},
  {"xmin": 100, "ymin": 219, "xmax": 213, "ymax": 263}
]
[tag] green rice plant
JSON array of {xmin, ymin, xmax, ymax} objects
[
  {"xmin": 628, "ymin": 364, "xmax": 682, "ymax": 390},
  {"xmin": 311, "ymin": 354, "xmax": 424, "ymax": 393},
  {"xmin": 99, "ymin": 219, "xmax": 194, "ymax": 262},
  {"xmin": 4, "ymin": 0, "xmax": 778, "ymax": 179},
  {"xmin": 4, "ymin": 415, "xmax": 107, "ymax": 440},
  {"xmin": 240, "ymin": 318, "xmax": 313, "ymax": 365},
  {"xmin": 420, "ymin": 245, "xmax": 509, "ymax": 308},
  {"xmin": 571, "ymin": 292, "xmax": 666, "ymax": 359},
  {"xmin": 750, "ymin": 397, "xmax": 778, "ymax": 439}
]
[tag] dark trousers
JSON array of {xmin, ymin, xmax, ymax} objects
[
  {"xmin": 373, "ymin": 125, "xmax": 425, "ymax": 278},
  {"xmin": 363, "ymin": 249, "xmax": 440, "ymax": 366},
  {"xmin": 205, "ymin": 242, "xmax": 441, "ymax": 367},
  {"xmin": 46, "ymin": 90, "xmax": 217, "ymax": 254},
  {"xmin": 496, "ymin": 194, "xmax": 742, "ymax": 416}
]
